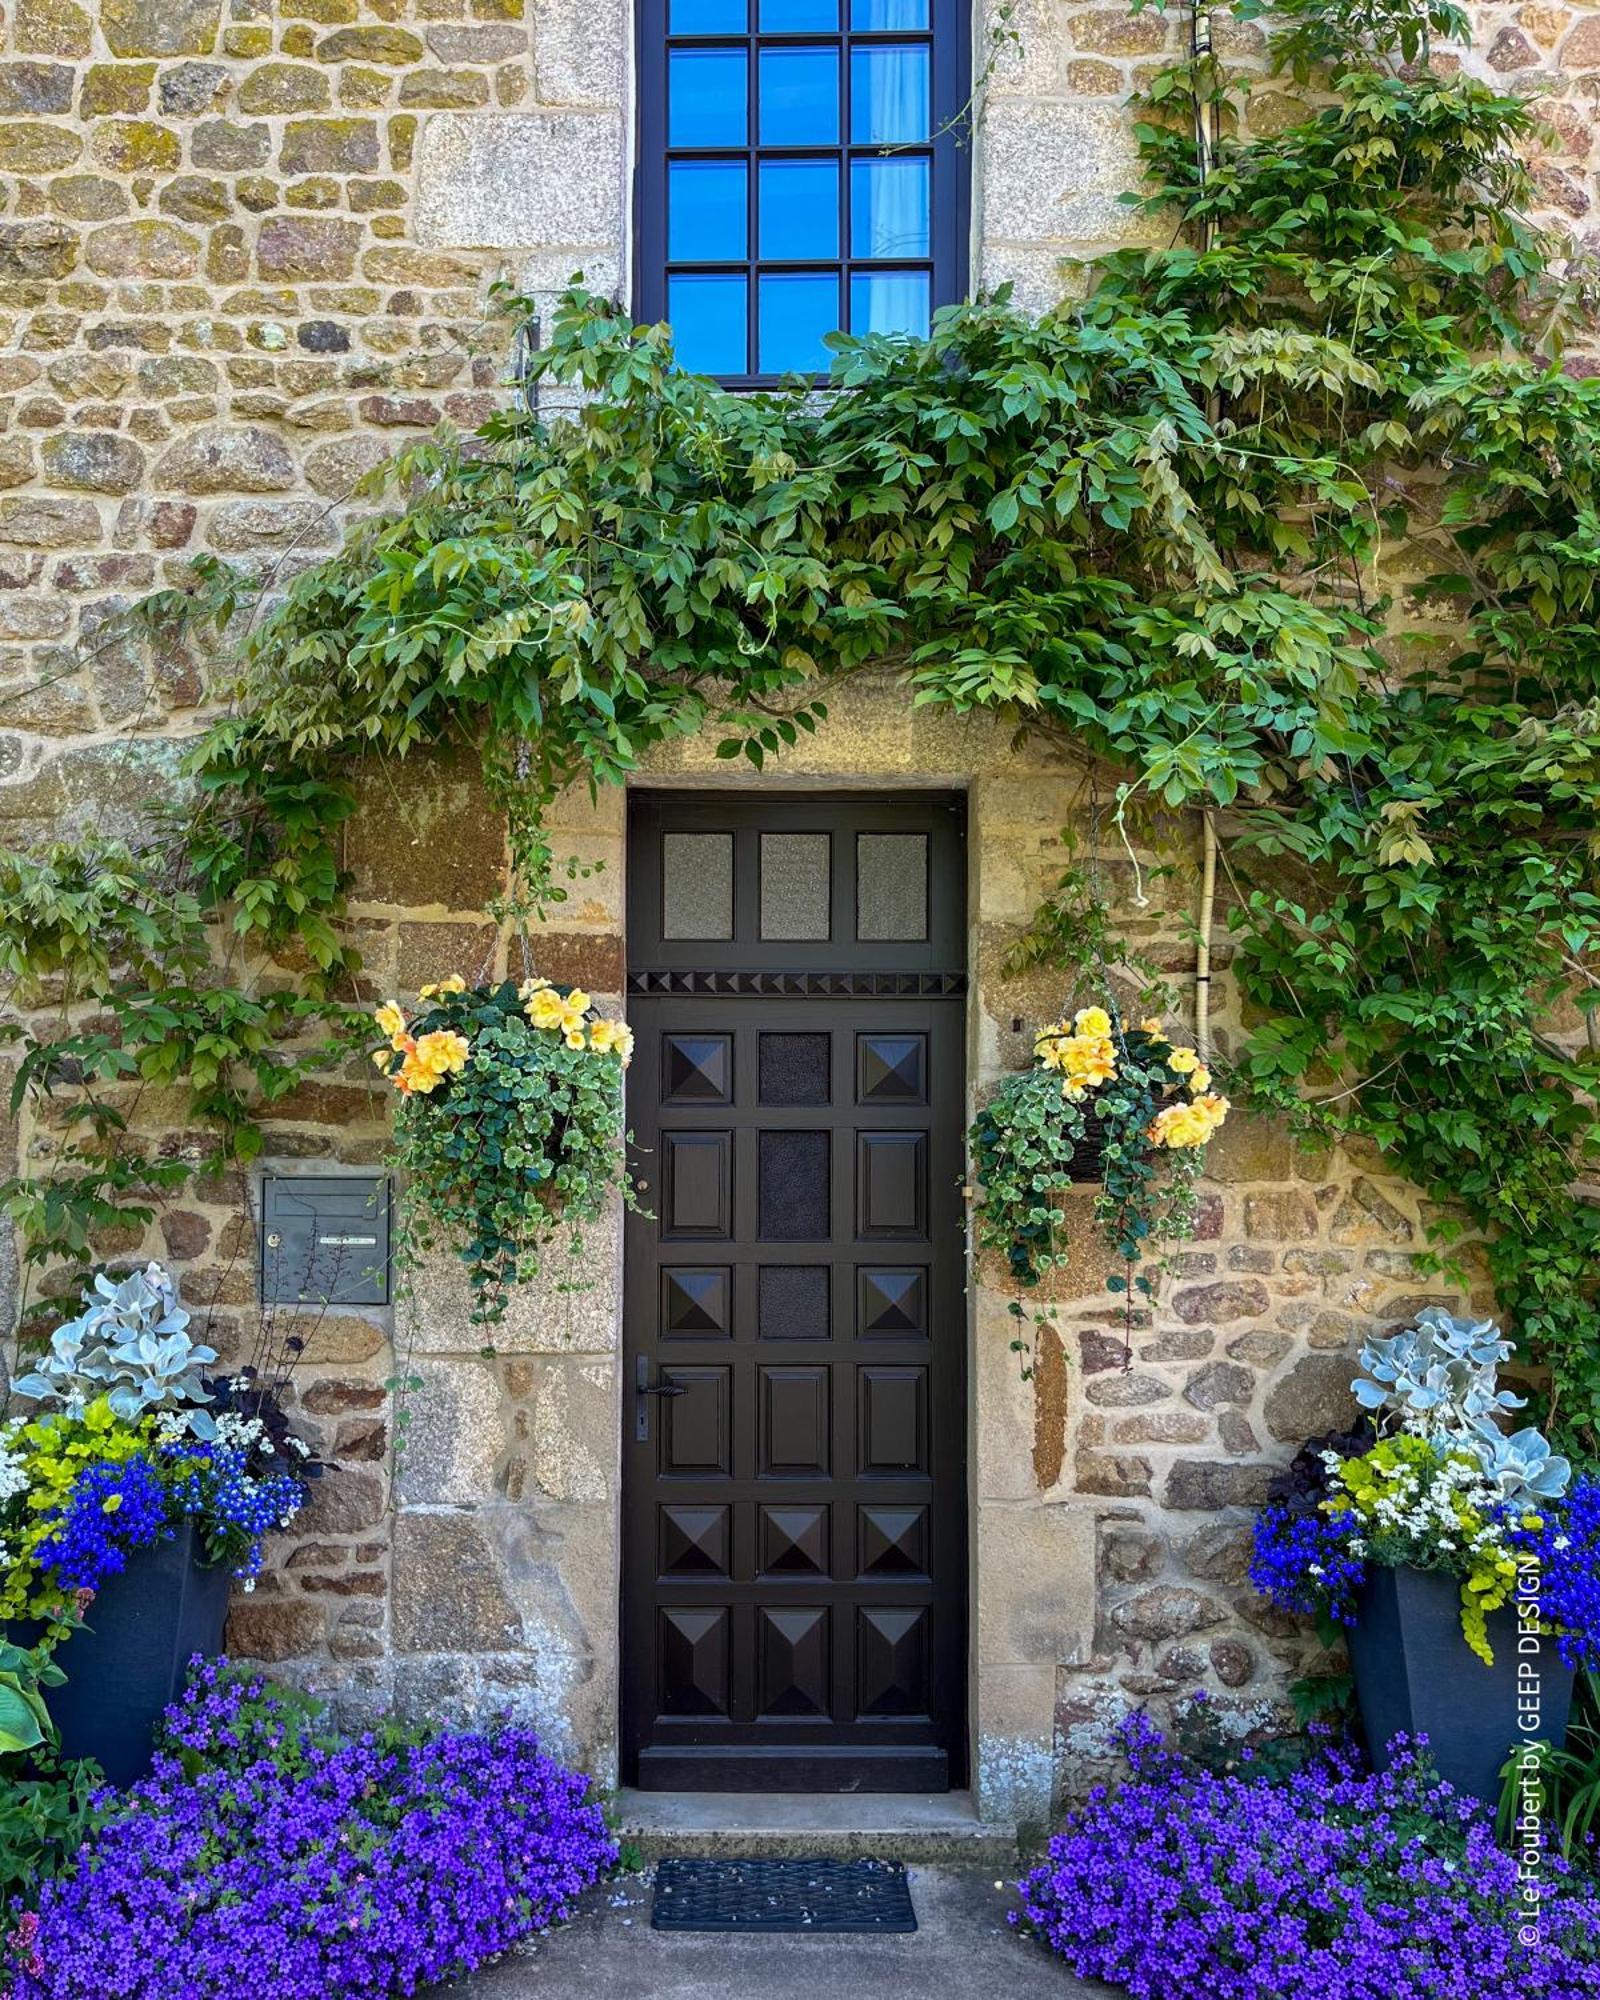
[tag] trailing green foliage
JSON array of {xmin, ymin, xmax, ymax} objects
[
  {"xmin": 969, "ymin": 1012, "xmax": 1214, "ymax": 1296},
  {"xmin": 373, "ymin": 980, "xmax": 637, "ymax": 1322},
  {"xmin": 0, "ymin": 827, "xmax": 354, "ymax": 1316},
  {"xmin": 4, "ymin": 0, "xmax": 1600, "ymax": 1452}
]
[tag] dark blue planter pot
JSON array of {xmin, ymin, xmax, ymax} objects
[
  {"xmin": 1348, "ymin": 1564, "xmax": 1573, "ymax": 1805},
  {"xmin": 19, "ymin": 1523, "xmax": 232, "ymax": 1787}
]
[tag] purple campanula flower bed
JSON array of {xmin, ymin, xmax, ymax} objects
[
  {"xmin": 8, "ymin": 1659, "xmax": 617, "ymax": 1999},
  {"xmin": 1014, "ymin": 1715, "xmax": 1600, "ymax": 2000}
]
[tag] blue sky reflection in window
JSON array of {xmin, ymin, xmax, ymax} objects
[{"xmin": 642, "ymin": 0, "xmax": 964, "ymax": 379}]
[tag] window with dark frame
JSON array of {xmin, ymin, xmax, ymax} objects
[{"xmin": 635, "ymin": 0, "xmax": 970, "ymax": 384}]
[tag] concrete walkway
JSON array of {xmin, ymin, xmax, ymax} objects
[{"xmin": 445, "ymin": 1864, "xmax": 1113, "ymax": 2000}]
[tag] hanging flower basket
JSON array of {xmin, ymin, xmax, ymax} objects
[
  {"xmin": 373, "ymin": 975, "xmax": 637, "ymax": 1322},
  {"xmin": 968, "ymin": 1006, "xmax": 1229, "ymax": 1297}
]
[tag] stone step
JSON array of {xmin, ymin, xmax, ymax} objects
[{"xmin": 613, "ymin": 1788, "xmax": 1022, "ymax": 1866}]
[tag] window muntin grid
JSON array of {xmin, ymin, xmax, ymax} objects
[{"xmin": 638, "ymin": 0, "xmax": 966, "ymax": 382}]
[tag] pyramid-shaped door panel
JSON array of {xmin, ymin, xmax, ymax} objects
[
  {"xmin": 758, "ymin": 1606, "xmax": 831, "ymax": 1717},
  {"xmin": 858, "ymin": 1504, "xmax": 928, "ymax": 1579},
  {"xmin": 857, "ymin": 1032, "xmax": 926, "ymax": 1103},
  {"xmin": 759, "ymin": 1504, "xmax": 829, "ymax": 1577},
  {"xmin": 662, "ymin": 1032, "xmax": 732, "ymax": 1103},
  {"xmin": 856, "ymin": 1606, "xmax": 930, "ymax": 1718},
  {"xmin": 858, "ymin": 1267, "xmax": 927, "ymax": 1338},
  {"xmin": 659, "ymin": 1504, "xmax": 730, "ymax": 1578},
  {"xmin": 658, "ymin": 1606, "xmax": 729, "ymax": 1716},
  {"xmin": 660, "ymin": 1266, "xmax": 731, "ymax": 1338}
]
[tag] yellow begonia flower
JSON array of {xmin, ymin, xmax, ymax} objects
[
  {"xmin": 1167, "ymin": 1045, "xmax": 1200, "ymax": 1075},
  {"xmin": 559, "ymin": 1000, "xmax": 589, "ymax": 1036},
  {"xmin": 1079, "ymin": 1040, "xmax": 1118, "ymax": 1083},
  {"xmin": 1064, "ymin": 1032, "xmax": 1117, "ymax": 1084},
  {"xmin": 398, "ymin": 1031, "xmax": 463, "ymax": 1091},
  {"xmin": 566, "ymin": 988, "xmax": 592, "ymax": 1015},
  {"xmin": 418, "ymin": 984, "xmax": 439, "ymax": 1003},
  {"xmin": 589, "ymin": 1018, "xmax": 625, "ymax": 1055},
  {"xmin": 1188, "ymin": 1066, "xmax": 1211, "ymax": 1094},
  {"xmin": 1039, "ymin": 1023, "xmax": 1118, "ymax": 1089},
  {"xmin": 374, "ymin": 1001, "xmax": 406, "ymax": 1040},
  {"xmin": 614, "ymin": 1024, "xmax": 635, "ymax": 1067},
  {"xmin": 1149, "ymin": 1092, "xmax": 1227, "ymax": 1149},
  {"xmin": 519, "ymin": 975, "xmax": 551, "ymax": 998},
  {"xmin": 1139, "ymin": 1016, "xmax": 1165, "ymax": 1039},
  {"xmin": 564, "ymin": 1030, "xmax": 587, "ymax": 1051},
  {"xmin": 1073, "ymin": 1006, "xmax": 1113, "ymax": 1038},
  {"xmin": 1150, "ymin": 1102, "xmax": 1209, "ymax": 1148},
  {"xmin": 371, "ymin": 1048, "xmax": 393, "ymax": 1071},
  {"xmin": 439, "ymin": 974, "xmax": 466, "ymax": 995},
  {"xmin": 527, "ymin": 989, "xmax": 566, "ymax": 1031}
]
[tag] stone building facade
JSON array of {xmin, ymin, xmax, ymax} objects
[{"xmin": 0, "ymin": 0, "xmax": 1587, "ymax": 1827}]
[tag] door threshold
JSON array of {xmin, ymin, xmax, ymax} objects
[{"xmin": 614, "ymin": 1787, "xmax": 1019, "ymax": 1864}]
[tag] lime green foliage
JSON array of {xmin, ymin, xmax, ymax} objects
[
  {"xmin": 2, "ymin": 0, "xmax": 1599, "ymax": 1451},
  {"xmin": 0, "ymin": 1400, "xmax": 150, "ymax": 1624},
  {"xmin": 378, "ymin": 981, "xmax": 638, "ymax": 1322},
  {"xmin": 1326, "ymin": 1434, "xmax": 1534, "ymax": 1663}
]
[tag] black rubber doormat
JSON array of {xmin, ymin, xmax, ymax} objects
[{"xmin": 651, "ymin": 1857, "xmax": 917, "ymax": 1933}]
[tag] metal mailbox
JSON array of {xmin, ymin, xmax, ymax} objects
[{"xmin": 260, "ymin": 1173, "xmax": 391, "ymax": 1307}]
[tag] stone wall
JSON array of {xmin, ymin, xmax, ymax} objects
[{"xmin": 0, "ymin": 0, "xmax": 1589, "ymax": 1821}]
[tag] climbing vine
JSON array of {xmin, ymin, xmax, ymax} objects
[{"xmin": 5, "ymin": 0, "xmax": 1600, "ymax": 1450}]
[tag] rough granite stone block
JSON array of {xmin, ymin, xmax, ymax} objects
[{"xmin": 414, "ymin": 110, "xmax": 625, "ymax": 250}]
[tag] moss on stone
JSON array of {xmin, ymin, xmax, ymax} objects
[
  {"xmin": 78, "ymin": 61, "xmax": 155, "ymax": 116},
  {"xmin": 15, "ymin": 0, "xmax": 92, "ymax": 59},
  {"xmin": 0, "ymin": 123, "xmax": 83, "ymax": 172},
  {"xmin": 316, "ymin": 26, "xmax": 425, "ymax": 64},
  {"xmin": 237, "ymin": 61, "xmax": 331, "ymax": 114},
  {"xmin": 279, "ymin": 116, "xmax": 381, "ymax": 175},
  {"xmin": 89, "ymin": 119, "xmax": 182, "ymax": 174}
]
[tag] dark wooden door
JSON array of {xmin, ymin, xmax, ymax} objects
[{"xmin": 622, "ymin": 793, "xmax": 968, "ymax": 1792}]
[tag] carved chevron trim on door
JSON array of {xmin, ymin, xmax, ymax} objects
[{"xmin": 628, "ymin": 969, "xmax": 968, "ymax": 999}]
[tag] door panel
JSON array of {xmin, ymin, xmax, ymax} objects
[{"xmin": 623, "ymin": 793, "xmax": 967, "ymax": 1792}]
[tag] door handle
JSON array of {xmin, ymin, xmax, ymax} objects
[{"xmin": 634, "ymin": 1356, "xmax": 685, "ymax": 1441}]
